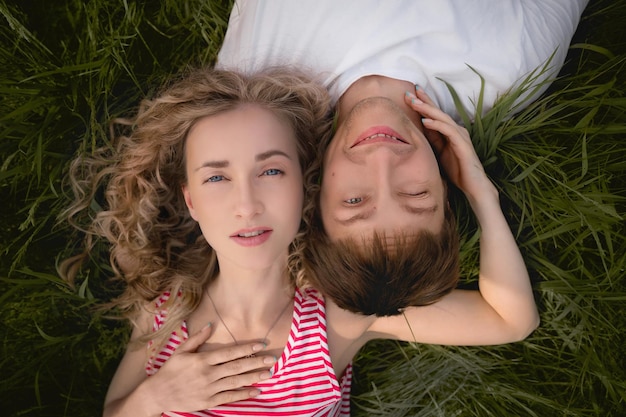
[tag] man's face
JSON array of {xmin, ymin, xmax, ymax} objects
[{"xmin": 320, "ymin": 96, "xmax": 446, "ymax": 241}]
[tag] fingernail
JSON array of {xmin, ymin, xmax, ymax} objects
[
  {"xmin": 249, "ymin": 389, "xmax": 261, "ymax": 397},
  {"xmin": 263, "ymin": 355, "xmax": 277, "ymax": 365},
  {"xmin": 415, "ymin": 84, "xmax": 419, "ymax": 91},
  {"xmin": 260, "ymin": 371, "xmax": 272, "ymax": 380},
  {"xmin": 204, "ymin": 322, "xmax": 212, "ymax": 328},
  {"xmin": 404, "ymin": 91, "xmax": 419, "ymax": 103},
  {"xmin": 252, "ymin": 343, "xmax": 266, "ymax": 352}
]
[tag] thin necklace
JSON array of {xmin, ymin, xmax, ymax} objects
[{"xmin": 206, "ymin": 290, "xmax": 293, "ymax": 347}]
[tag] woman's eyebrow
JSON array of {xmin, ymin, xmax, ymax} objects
[
  {"xmin": 194, "ymin": 150, "xmax": 292, "ymax": 172},
  {"xmin": 195, "ymin": 160, "xmax": 228, "ymax": 171},
  {"xmin": 255, "ymin": 149, "xmax": 292, "ymax": 161}
]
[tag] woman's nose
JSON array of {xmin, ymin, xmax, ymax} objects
[{"xmin": 233, "ymin": 182, "xmax": 263, "ymax": 219}]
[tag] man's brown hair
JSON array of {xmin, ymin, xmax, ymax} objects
[{"xmin": 302, "ymin": 204, "xmax": 460, "ymax": 316}]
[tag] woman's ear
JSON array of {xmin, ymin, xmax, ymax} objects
[{"xmin": 182, "ymin": 184, "xmax": 198, "ymax": 221}]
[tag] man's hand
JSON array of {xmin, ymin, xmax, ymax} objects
[{"xmin": 405, "ymin": 88, "xmax": 498, "ymax": 207}]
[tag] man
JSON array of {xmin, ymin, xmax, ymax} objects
[{"xmin": 217, "ymin": 0, "xmax": 588, "ymax": 315}]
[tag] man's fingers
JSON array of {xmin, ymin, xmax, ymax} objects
[
  {"xmin": 414, "ymin": 85, "xmax": 437, "ymax": 106},
  {"xmin": 421, "ymin": 118, "xmax": 457, "ymax": 141},
  {"xmin": 422, "ymin": 118, "xmax": 471, "ymax": 147},
  {"xmin": 423, "ymin": 127, "xmax": 446, "ymax": 155},
  {"xmin": 405, "ymin": 91, "xmax": 455, "ymax": 126}
]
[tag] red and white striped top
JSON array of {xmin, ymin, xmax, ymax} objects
[{"xmin": 146, "ymin": 287, "xmax": 352, "ymax": 416}]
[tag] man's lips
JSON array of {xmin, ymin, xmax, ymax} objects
[
  {"xmin": 351, "ymin": 126, "xmax": 409, "ymax": 148},
  {"xmin": 230, "ymin": 228, "xmax": 273, "ymax": 247}
]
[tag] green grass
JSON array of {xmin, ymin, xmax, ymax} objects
[{"xmin": 1, "ymin": 1, "xmax": 624, "ymax": 416}]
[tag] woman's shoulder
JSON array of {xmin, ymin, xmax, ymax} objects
[
  {"xmin": 313, "ymin": 289, "xmax": 375, "ymax": 337},
  {"xmin": 125, "ymin": 290, "xmax": 181, "ymax": 338},
  {"xmin": 126, "ymin": 300, "xmax": 159, "ymax": 344}
]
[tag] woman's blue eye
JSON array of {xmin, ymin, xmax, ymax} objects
[
  {"xmin": 206, "ymin": 175, "xmax": 224, "ymax": 183},
  {"xmin": 263, "ymin": 168, "xmax": 283, "ymax": 176},
  {"xmin": 345, "ymin": 197, "xmax": 362, "ymax": 205}
]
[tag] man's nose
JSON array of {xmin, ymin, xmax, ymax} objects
[{"xmin": 367, "ymin": 146, "xmax": 398, "ymax": 188}]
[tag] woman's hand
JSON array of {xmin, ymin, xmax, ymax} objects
[
  {"xmin": 146, "ymin": 324, "xmax": 275, "ymax": 414},
  {"xmin": 103, "ymin": 323, "xmax": 276, "ymax": 417},
  {"xmin": 405, "ymin": 88, "xmax": 498, "ymax": 207}
]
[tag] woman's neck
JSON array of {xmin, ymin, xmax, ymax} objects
[
  {"xmin": 207, "ymin": 255, "xmax": 293, "ymax": 323},
  {"xmin": 190, "ymin": 257, "xmax": 294, "ymax": 353}
]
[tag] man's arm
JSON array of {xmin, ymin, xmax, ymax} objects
[{"xmin": 367, "ymin": 89, "xmax": 538, "ymax": 345}]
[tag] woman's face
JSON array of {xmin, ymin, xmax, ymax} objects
[
  {"xmin": 183, "ymin": 104, "xmax": 303, "ymax": 271},
  {"xmin": 320, "ymin": 97, "xmax": 445, "ymax": 242}
]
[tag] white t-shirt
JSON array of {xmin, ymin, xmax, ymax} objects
[{"xmin": 217, "ymin": 0, "xmax": 588, "ymax": 121}]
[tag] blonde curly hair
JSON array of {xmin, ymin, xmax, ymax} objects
[{"xmin": 60, "ymin": 67, "xmax": 332, "ymax": 348}]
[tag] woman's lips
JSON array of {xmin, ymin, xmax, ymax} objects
[
  {"xmin": 230, "ymin": 228, "xmax": 273, "ymax": 247},
  {"xmin": 351, "ymin": 126, "xmax": 408, "ymax": 148}
]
